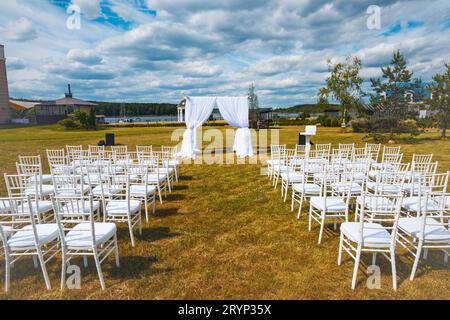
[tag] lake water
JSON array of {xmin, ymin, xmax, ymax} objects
[{"xmin": 104, "ymin": 116, "xmax": 178, "ymax": 123}]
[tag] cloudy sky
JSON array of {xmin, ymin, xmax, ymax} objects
[{"xmin": 0, "ymin": 0, "xmax": 449, "ymax": 107}]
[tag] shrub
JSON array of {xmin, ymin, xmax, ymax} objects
[
  {"xmin": 350, "ymin": 118, "xmax": 370, "ymax": 132},
  {"xmin": 58, "ymin": 119, "xmax": 79, "ymax": 130}
]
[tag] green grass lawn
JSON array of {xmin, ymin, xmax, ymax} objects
[{"xmin": 0, "ymin": 125, "xmax": 449, "ymax": 299}]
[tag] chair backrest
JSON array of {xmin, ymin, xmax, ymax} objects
[
  {"xmin": 414, "ymin": 192, "xmax": 450, "ymax": 242},
  {"xmin": 47, "ymin": 149, "xmax": 67, "ymax": 167},
  {"xmin": 88, "ymin": 145, "xmax": 105, "ymax": 160},
  {"xmin": 53, "ymin": 174, "xmax": 84, "ymax": 197},
  {"xmin": 365, "ymin": 143, "xmax": 381, "ymax": 161},
  {"xmin": 412, "ymin": 154, "xmax": 433, "ymax": 165},
  {"xmin": 112, "ymin": 145, "xmax": 128, "ymax": 155},
  {"xmin": 52, "ymin": 194, "xmax": 93, "ymax": 224},
  {"xmin": 338, "ymin": 143, "xmax": 355, "ymax": 153},
  {"xmin": 270, "ymin": 144, "xmax": 286, "ymax": 155},
  {"xmin": 0, "ymin": 196, "xmax": 40, "ymax": 248},
  {"xmin": 66, "ymin": 145, "xmax": 83, "ymax": 161},
  {"xmin": 127, "ymin": 164, "xmax": 150, "ymax": 186},
  {"xmin": 371, "ymin": 169, "xmax": 407, "ymax": 195},
  {"xmin": 357, "ymin": 193, "xmax": 403, "ymax": 246},
  {"xmin": 162, "ymin": 146, "xmax": 178, "ymax": 157},
  {"xmin": 382, "ymin": 145, "xmax": 401, "ymax": 158},
  {"xmin": 315, "ymin": 144, "xmax": 331, "ymax": 158},
  {"xmin": 53, "ymin": 195, "xmax": 98, "ymax": 246},
  {"xmin": 136, "ymin": 145, "xmax": 153, "ymax": 155}
]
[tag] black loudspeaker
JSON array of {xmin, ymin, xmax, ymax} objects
[
  {"xmin": 105, "ymin": 133, "xmax": 115, "ymax": 146},
  {"xmin": 298, "ymin": 134, "xmax": 306, "ymax": 145}
]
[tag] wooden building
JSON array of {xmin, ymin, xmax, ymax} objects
[{"xmin": 34, "ymin": 85, "xmax": 97, "ymax": 124}]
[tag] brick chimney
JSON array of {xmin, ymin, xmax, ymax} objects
[{"xmin": 0, "ymin": 45, "xmax": 11, "ymax": 124}]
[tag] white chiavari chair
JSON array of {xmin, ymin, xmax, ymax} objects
[
  {"xmin": 53, "ymin": 194, "xmax": 119, "ymax": 290},
  {"xmin": 127, "ymin": 163, "xmax": 156, "ymax": 222},
  {"xmin": 4, "ymin": 174, "xmax": 53, "ymax": 222},
  {"xmin": 18, "ymin": 155, "xmax": 52, "ymax": 184},
  {"xmin": 309, "ymin": 166, "xmax": 351, "ymax": 244},
  {"xmin": 16, "ymin": 163, "xmax": 55, "ymax": 198},
  {"xmin": 397, "ymin": 191, "xmax": 450, "ymax": 281},
  {"xmin": 291, "ymin": 159, "xmax": 322, "ymax": 218},
  {"xmin": 1, "ymin": 196, "xmax": 60, "ymax": 292},
  {"xmin": 339, "ymin": 193, "xmax": 403, "ymax": 290},
  {"xmin": 104, "ymin": 173, "xmax": 142, "ymax": 247},
  {"xmin": 267, "ymin": 145, "xmax": 286, "ymax": 180}
]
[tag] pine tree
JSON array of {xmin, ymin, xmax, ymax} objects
[
  {"xmin": 369, "ymin": 51, "xmax": 422, "ymax": 135},
  {"xmin": 426, "ymin": 62, "xmax": 450, "ymax": 138}
]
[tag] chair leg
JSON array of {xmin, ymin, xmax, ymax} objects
[
  {"xmin": 83, "ymin": 256, "xmax": 88, "ymax": 267},
  {"xmin": 283, "ymin": 183, "xmax": 289, "ymax": 202},
  {"xmin": 157, "ymin": 185, "xmax": 163, "ymax": 204},
  {"xmin": 93, "ymin": 249, "xmax": 106, "ymax": 290},
  {"xmin": 338, "ymin": 232, "xmax": 344, "ymax": 265},
  {"xmin": 308, "ymin": 205, "xmax": 313, "ymax": 232},
  {"xmin": 372, "ymin": 253, "xmax": 377, "ymax": 266},
  {"xmin": 114, "ymin": 234, "xmax": 120, "ymax": 268},
  {"xmin": 423, "ymin": 248, "xmax": 428, "ymax": 260},
  {"xmin": 5, "ymin": 253, "xmax": 10, "ymax": 292},
  {"xmin": 351, "ymin": 245, "xmax": 362, "ymax": 290},
  {"xmin": 297, "ymin": 194, "xmax": 304, "ymax": 220},
  {"xmin": 152, "ymin": 194, "xmax": 156, "ymax": 215},
  {"xmin": 445, "ymin": 250, "xmax": 449, "ymax": 264},
  {"xmin": 318, "ymin": 213, "xmax": 325, "ymax": 244},
  {"xmin": 60, "ymin": 253, "xmax": 66, "ymax": 290},
  {"xmin": 33, "ymin": 255, "xmax": 38, "ymax": 269},
  {"xmin": 129, "ymin": 220, "xmax": 136, "ymax": 247},
  {"xmin": 291, "ymin": 189, "xmax": 295, "ymax": 212},
  {"xmin": 144, "ymin": 198, "xmax": 149, "ymax": 223},
  {"xmin": 37, "ymin": 249, "xmax": 51, "ymax": 290},
  {"xmin": 410, "ymin": 242, "xmax": 423, "ymax": 281},
  {"xmin": 391, "ymin": 250, "xmax": 397, "ymax": 290}
]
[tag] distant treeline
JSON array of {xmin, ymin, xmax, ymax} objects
[
  {"xmin": 93, "ymin": 102, "xmax": 178, "ymax": 117},
  {"xmin": 275, "ymin": 103, "xmax": 340, "ymax": 114}
]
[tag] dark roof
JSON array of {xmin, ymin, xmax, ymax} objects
[{"xmin": 36, "ymin": 97, "xmax": 97, "ymax": 107}]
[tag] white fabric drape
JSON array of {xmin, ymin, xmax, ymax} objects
[
  {"xmin": 216, "ymin": 97, "xmax": 254, "ymax": 158},
  {"xmin": 178, "ymin": 97, "xmax": 216, "ymax": 158}
]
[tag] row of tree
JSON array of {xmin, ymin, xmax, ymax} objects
[
  {"xmin": 319, "ymin": 51, "xmax": 449, "ymax": 138},
  {"xmin": 93, "ymin": 102, "xmax": 178, "ymax": 117}
]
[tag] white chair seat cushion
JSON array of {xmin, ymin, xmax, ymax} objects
[
  {"xmin": 341, "ymin": 222, "xmax": 391, "ymax": 248},
  {"xmin": 164, "ymin": 160, "xmax": 179, "ymax": 166},
  {"xmin": 24, "ymin": 185, "xmax": 55, "ymax": 196},
  {"xmin": 273, "ymin": 165, "xmax": 289, "ymax": 173},
  {"xmin": 292, "ymin": 183, "xmax": 321, "ymax": 194},
  {"xmin": 91, "ymin": 185, "xmax": 123, "ymax": 196},
  {"xmin": 61, "ymin": 201, "xmax": 100, "ymax": 215},
  {"xmin": 280, "ymin": 171, "xmax": 304, "ymax": 182},
  {"xmin": 55, "ymin": 185, "xmax": 90, "ymax": 196},
  {"xmin": 310, "ymin": 197, "xmax": 347, "ymax": 212},
  {"xmin": 402, "ymin": 183, "xmax": 431, "ymax": 194},
  {"xmin": 267, "ymin": 160, "xmax": 284, "ymax": 165},
  {"xmin": 356, "ymin": 196, "xmax": 394, "ymax": 210},
  {"xmin": 366, "ymin": 182, "xmax": 402, "ymax": 194},
  {"xmin": 27, "ymin": 174, "xmax": 53, "ymax": 184},
  {"xmin": 147, "ymin": 174, "xmax": 168, "ymax": 183},
  {"xmin": 65, "ymin": 222, "xmax": 116, "ymax": 247},
  {"xmin": 331, "ymin": 182, "xmax": 362, "ymax": 194},
  {"xmin": 398, "ymin": 217, "xmax": 450, "ymax": 241},
  {"xmin": 159, "ymin": 168, "xmax": 174, "ymax": 174},
  {"xmin": 7, "ymin": 224, "xmax": 59, "ymax": 249},
  {"xmin": 105, "ymin": 200, "xmax": 141, "ymax": 216},
  {"xmin": 403, "ymin": 197, "xmax": 441, "ymax": 212},
  {"xmin": 130, "ymin": 185, "xmax": 156, "ymax": 197},
  {"xmin": 16, "ymin": 200, "xmax": 53, "ymax": 214}
]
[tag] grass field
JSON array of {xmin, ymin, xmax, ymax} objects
[{"xmin": 0, "ymin": 125, "xmax": 449, "ymax": 300}]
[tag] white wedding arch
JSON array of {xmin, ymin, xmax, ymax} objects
[{"xmin": 178, "ymin": 96, "xmax": 254, "ymax": 159}]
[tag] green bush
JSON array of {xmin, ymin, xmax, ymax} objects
[
  {"xmin": 58, "ymin": 119, "xmax": 79, "ymax": 130},
  {"xmin": 350, "ymin": 118, "xmax": 370, "ymax": 132}
]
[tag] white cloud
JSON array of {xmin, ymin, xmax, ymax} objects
[
  {"xmin": 1, "ymin": 17, "xmax": 38, "ymax": 42},
  {"xmin": 71, "ymin": 0, "xmax": 103, "ymax": 19}
]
